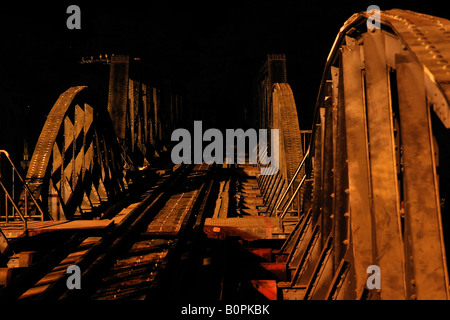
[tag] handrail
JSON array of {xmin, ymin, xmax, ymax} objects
[
  {"xmin": 273, "ymin": 146, "xmax": 310, "ymax": 216},
  {"xmin": 0, "ymin": 150, "xmax": 45, "ymax": 218},
  {"xmin": 0, "ymin": 150, "xmax": 46, "ymax": 230},
  {"xmin": 280, "ymin": 174, "xmax": 307, "ymax": 219},
  {"xmin": 0, "ymin": 180, "xmax": 27, "ymax": 231}
]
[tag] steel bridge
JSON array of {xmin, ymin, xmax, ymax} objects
[{"xmin": 1, "ymin": 9, "xmax": 450, "ymax": 300}]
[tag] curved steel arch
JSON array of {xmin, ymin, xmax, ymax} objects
[
  {"xmin": 280, "ymin": 9, "xmax": 450, "ymax": 300},
  {"xmin": 25, "ymin": 86, "xmax": 128, "ymax": 220},
  {"xmin": 27, "ymin": 86, "xmax": 87, "ymax": 180},
  {"xmin": 271, "ymin": 83, "xmax": 304, "ymax": 213}
]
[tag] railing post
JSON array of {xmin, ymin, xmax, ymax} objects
[
  {"xmin": 25, "ymin": 188, "xmax": 28, "ymax": 219},
  {"xmin": 11, "ymin": 165, "xmax": 14, "ymax": 204},
  {"xmin": 0, "ymin": 149, "xmax": 47, "ymax": 231},
  {"xmin": 280, "ymin": 174, "xmax": 307, "ymax": 219},
  {"xmin": 275, "ymin": 147, "xmax": 310, "ymax": 215},
  {"xmin": 5, "ymin": 193, "xmax": 8, "ymax": 223},
  {"xmin": 0, "ymin": 180, "xmax": 27, "ymax": 232},
  {"xmin": 0, "ymin": 150, "xmax": 46, "ymax": 221}
]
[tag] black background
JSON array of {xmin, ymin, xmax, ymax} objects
[{"xmin": 0, "ymin": 0, "xmax": 448, "ymax": 164}]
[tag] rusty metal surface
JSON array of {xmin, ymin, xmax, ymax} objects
[
  {"xmin": 145, "ymin": 167, "xmax": 207, "ymax": 236},
  {"xmin": 272, "ymin": 83, "xmax": 303, "ymax": 184},
  {"xmin": 363, "ymin": 30, "xmax": 406, "ymax": 299},
  {"xmin": 23, "ymin": 86, "xmax": 127, "ymax": 220},
  {"xmin": 3, "ymin": 7, "xmax": 450, "ymax": 302},
  {"xmin": 26, "ymin": 86, "xmax": 87, "ymax": 181},
  {"xmin": 268, "ymin": 9, "xmax": 450, "ymax": 300},
  {"xmin": 378, "ymin": 10, "xmax": 450, "ymax": 128},
  {"xmin": 341, "ymin": 41, "xmax": 373, "ymax": 298},
  {"xmin": 87, "ymin": 164, "xmax": 212, "ymax": 300},
  {"xmin": 272, "ymin": 84, "xmax": 304, "ymax": 210},
  {"xmin": 106, "ymin": 55, "xmax": 184, "ymax": 166},
  {"xmin": 1, "ymin": 164, "xmax": 215, "ymax": 300},
  {"xmin": 107, "ymin": 55, "xmax": 129, "ymax": 140},
  {"xmin": 204, "ymin": 216, "xmax": 284, "ymax": 240},
  {"xmin": 89, "ymin": 238, "xmax": 171, "ymax": 300},
  {"xmin": 0, "ymin": 228, "xmax": 9, "ymax": 256},
  {"xmin": 396, "ymin": 52, "xmax": 448, "ymax": 299}
]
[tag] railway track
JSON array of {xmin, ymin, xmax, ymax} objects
[
  {"xmin": 1, "ymin": 8, "xmax": 449, "ymax": 302},
  {"xmin": 0, "ymin": 163, "xmax": 216, "ymax": 300}
]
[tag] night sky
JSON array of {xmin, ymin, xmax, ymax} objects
[{"xmin": 0, "ymin": 0, "xmax": 448, "ymax": 165}]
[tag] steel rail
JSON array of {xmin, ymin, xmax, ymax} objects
[
  {"xmin": 0, "ymin": 165, "xmax": 187, "ymax": 300},
  {"xmin": 28, "ymin": 164, "xmax": 214, "ymax": 301},
  {"xmin": 37, "ymin": 165, "xmax": 191, "ymax": 300}
]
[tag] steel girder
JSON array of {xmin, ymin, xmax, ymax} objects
[
  {"xmin": 280, "ymin": 9, "xmax": 450, "ymax": 300},
  {"xmin": 26, "ymin": 86, "xmax": 128, "ymax": 220}
]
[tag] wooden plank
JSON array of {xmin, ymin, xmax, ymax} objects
[
  {"xmin": 363, "ymin": 31, "xmax": 406, "ymax": 299},
  {"xmin": 203, "ymin": 217, "xmax": 284, "ymax": 240},
  {"xmin": 396, "ymin": 52, "xmax": 449, "ymax": 299},
  {"xmin": 341, "ymin": 41, "xmax": 373, "ymax": 298},
  {"xmin": 24, "ymin": 220, "xmax": 112, "ymax": 236}
]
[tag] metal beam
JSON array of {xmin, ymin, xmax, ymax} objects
[
  {"xmin": 363, "ymin": 30, "xmax": 406, "ymax": 299},
  {"xmin": 342, "ymin": 41, "xmax": 373, "ymax": 298},
  {"xmin": 396, "ymin": 52, "xmax": 449, "ymax": 299}
]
